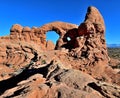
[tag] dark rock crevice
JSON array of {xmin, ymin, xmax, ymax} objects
[
  {"xmin": 0, "ymin": 61, "xmax": 51, "ymax": 95},
  {"xmin": 5, "ymin": 88, "xmax": 26, "ymax": 98},
  {"xmin": 88, "ymin": 82, "xmax": 111, "ymax": 98}
]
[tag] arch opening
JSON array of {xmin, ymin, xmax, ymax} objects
[{"xmin": 46, "ymin": 31, "xmax": 59, "ymax": 44}]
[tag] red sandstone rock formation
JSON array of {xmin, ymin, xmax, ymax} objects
[
  {"xmin": 0, "ymin": 6, "xmax": 120, "ymax": 98},
  {"xmin": 9, "ymin": 21, "xmax": 78, "ymax": 50}
]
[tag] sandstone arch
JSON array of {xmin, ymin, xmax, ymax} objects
[
  {"xmin": 39, "ymin": 21, "xmax": 78, "ymax": 49},
  {"xmin": 40, "ymin": 21, "xmax": 78, "ymax": 36}
]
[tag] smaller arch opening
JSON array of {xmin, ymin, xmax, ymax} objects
[{"xmin": 67, "ymin": 37, "xmax": 71, "ymax": 41}]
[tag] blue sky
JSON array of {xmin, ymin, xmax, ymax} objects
[{"xmin": 0, "ymin": 0, "xmax": 120, "ymax": 44}]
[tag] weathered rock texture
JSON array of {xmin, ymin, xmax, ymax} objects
[
  {"xmin": 0, "ymin": 60, "xmax": 120, "ymax": 98},
  {"xmin": 0, "ymin": 6, "xmax": 120, "ymax": 98},
  {"xmin": 65, "ymin": 6, "xmax": 111, "ymax": 80},
  {"xmin": 10, "ymin": 21, "xmax": 78, "ymax": 50}
]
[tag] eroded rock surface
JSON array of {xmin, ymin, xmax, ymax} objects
[
  {"xmin": 9, "ymin": 21, "xmax": 78, "ymax": 50},
  {"xmin": 1, "ymin": 60, "xmax": 120, "ymax": 98},
  {"xmin": 0, "ymin": 6, "xmax": 120, "ymax": 98}
]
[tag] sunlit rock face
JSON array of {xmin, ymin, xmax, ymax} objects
[
  {"xmin": 1, "ymin": 6, "xmax": 110, "ymax": 77},
  {"xmin": 0, "ymin": 6, "xmax": 120, "ymax": 98},
  {"xmin": 0, "ymin": 6, "xmax": 110, "ymax": 78},
  {"xmin": 9, "ymin": 21, "xmax": 78, "ymax": 50},
  {"xmin": 56, "ymin": 6, "xmax": 109, "ymax": 78},
  {"xmin": 70, "ymin": 6, "xmax": 109, "ymax": 65}
]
